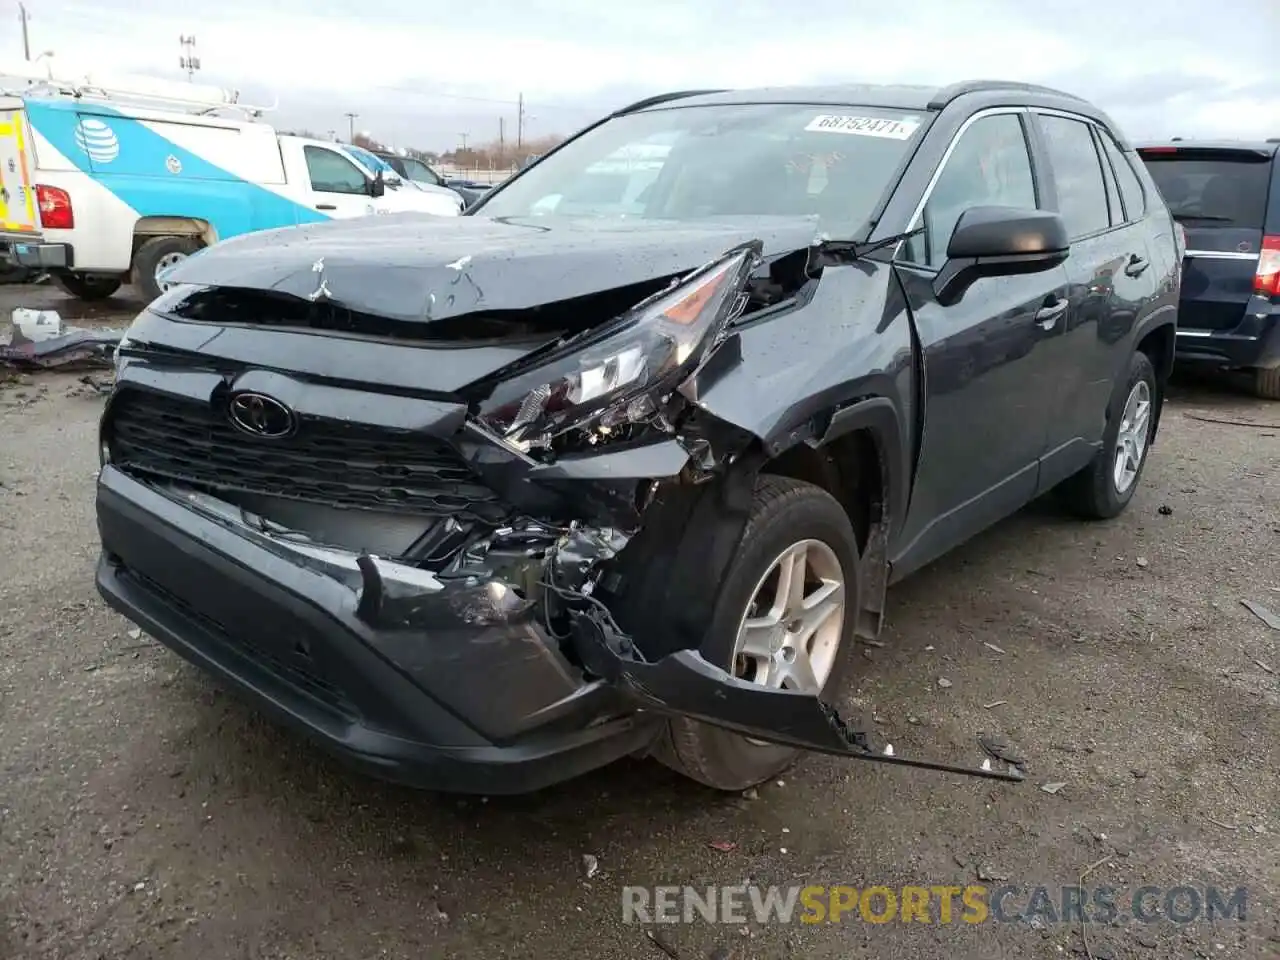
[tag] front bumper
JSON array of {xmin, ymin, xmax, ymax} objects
[
  {"xmin": 1175, "ymin": 298, "xmax": 1280, "ymax": 370},
  {"xmin": 1, "ymin": 238, "xmax": 72, "ymax": 269},
  {"xmin": 95, "ymin": 466, "xmax": 661, "ymax": 794}
]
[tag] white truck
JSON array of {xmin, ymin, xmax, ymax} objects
[{"xmin": 0, "ymin": 62, "xmax": 462, "ymax": 303}]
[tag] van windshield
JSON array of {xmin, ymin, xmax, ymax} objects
[
  {"xmin": 1138, "ymin": 149, "xmax": 1272, "ymax": 230},
  {"xmin": 477, "ymin": 102, "xmax": 926, "ymax": 231}
]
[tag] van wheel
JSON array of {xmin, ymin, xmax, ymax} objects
[
  {"xmin": 654, "ymin": 476, "xmax": 860, "ymax": 792},
  {"xmin": 133, "ymin": 237, "xmax": 200, "ymax": 303},
  {"xmin": 53, "ymin": 272, "xmax": 122, "ymax": 301},
  {"xmin": 1057, "ymin": 349, "xmax": 1158, "ymax": 519},
  {"xmin": 1255, "ymin": 367, "xmax": 1280, "ymax": 400}
]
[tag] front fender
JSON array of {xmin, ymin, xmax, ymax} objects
[{"xmin": 684, "ymin": 260, "xmax": 916, "ymax": 543}]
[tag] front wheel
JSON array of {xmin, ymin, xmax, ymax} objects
[
  {"xmin": 654, "ymin": 476, "xmax": 861, "ymax": 791},
  {"xmin": 133, "ymin": 236, "xmax": 201, "ymax": 303},
  {"xmin": 1057, "ymin": 349, "xmax": 1158, "ymax": 520},
  {"xmin": 53, "ymin": 271, "xmax": 123, "ymax": 301}
]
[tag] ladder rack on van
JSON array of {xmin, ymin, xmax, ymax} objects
[{"xmin": 0, "ymin": 58, "xmax": 277, "ymax": 119}]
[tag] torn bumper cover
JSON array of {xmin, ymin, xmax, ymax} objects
[
  {"xmin": 94, "ymin": 467, "xmax": 661, "ymax": 795},
  {"xmin": 567, "ymin": 607, "xmax": 1025, "ymax": 783}
]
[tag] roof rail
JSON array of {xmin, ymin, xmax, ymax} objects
[
  {"xmin": 613, "ymin": 89, "xmax": 728, "ymax": 116},
  {"xmin": 0, "ymin": 58, "xmax": 276, "ymax": 117},
  {"xmin": 928, "ymin": 79, "xmax": 1086, "ymax": 110}
]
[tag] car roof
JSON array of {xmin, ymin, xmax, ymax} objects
[
  {"xmin": 1135, "ymin": 139, "xmax": 1279, "ymax": 158},
  {"xmin": 621, "ymin": 80, "xmax": 1106, "ymax": 121}
]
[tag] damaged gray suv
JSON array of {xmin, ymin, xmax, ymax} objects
[{"xmin": 96, "ymin": 80, "xmax": 1180, "ymax": 794}]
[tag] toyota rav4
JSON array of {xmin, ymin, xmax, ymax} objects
[{"xmin": 95, "ymin": 80, "xmax": 1180, "ymax": 795}]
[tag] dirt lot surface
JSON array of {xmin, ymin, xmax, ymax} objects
[{"xmin": 1, "ymin": 286, "xmax": 1278, "ymax": 960}]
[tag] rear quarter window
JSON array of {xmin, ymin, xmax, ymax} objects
[{"xmin": 1138, "ymin": 150, "xmax": 1274, "ymax": 230}]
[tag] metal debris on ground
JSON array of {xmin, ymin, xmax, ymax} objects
[
  {"xmin": 645, "ymin": 928, "xmax": 682, "ymax": 959},
  {"xmin": 978, "ymin": 733, "xmax": 1026, "ymax": 769},
  {"xmin": 1240, "ymin": 600, "xmax": 1280, "ymax": 631},
  {"xmin": 983, "ymin": 642, "xmax": 1006, "ymax": 654},
  {"xmin": 581, "ymin": 853, "xmax": 599, "ymax": 879},
  {"xmin": 707, "ymin": 840, "xmax": 737, "ymax": 852},
  {"xmin": 1040, "ymin": 782, "xmax": 1066, "ymax": 795}
]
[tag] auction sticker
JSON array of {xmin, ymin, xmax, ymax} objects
[{"xmin": 805, "ymin": 115, "xmax": 921, "ymax": 139}]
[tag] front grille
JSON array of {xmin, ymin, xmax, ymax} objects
[{"xmin": 108, "ymin": 389, "xmax": 509, "ymax": 522}]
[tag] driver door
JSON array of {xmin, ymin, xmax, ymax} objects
[
  {"xmin": 891, "ymin": 110, "xmax": 1073, "ymax": 576},
  {"xmin": 302, "ymin": 145, "xmax": 377, "ymax": 218}
]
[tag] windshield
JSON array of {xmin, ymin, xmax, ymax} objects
[
  {"xmin": 1138, "ymin": 151, "xmax": 1272, "ymax": 229},
  {"xmin": 478, "ymin": 103, "xmax": 925, "ymax": 229},
  {"xmin": 342, "ymin": 145, "xmax": 404, "ymax": 183}
]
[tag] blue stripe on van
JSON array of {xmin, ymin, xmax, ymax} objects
[{"xmin": 25, "ymin": 98, "xmax": 329, "ymax": 240}]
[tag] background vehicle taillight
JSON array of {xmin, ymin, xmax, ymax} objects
[
  {"xmin": 1255, "ymin": 235, "xmax": 1280, "ymax": 298},
  {"xmin": 35, "ymin": 184, "xmax": 74, "ymax": 229}
]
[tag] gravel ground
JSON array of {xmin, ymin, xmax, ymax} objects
[{"xmin": 1, "ymin": 286, "xmax": 1278, "ymax": 960}]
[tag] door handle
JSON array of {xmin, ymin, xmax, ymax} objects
[
  {"xmin": 1034, "ymin": 297, "xmax": 1068, "ymax": 330},
  {"xmin": 1124, "ymin": 254, "xmax": 1150, "ymax": 277},
  {"xmin": 316, "ymin": 203, "xmax": 337, "ymax": 211}
]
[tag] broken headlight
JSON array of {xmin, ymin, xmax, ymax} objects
[{"xmin": 478, "ymin": 243, "xmax": 760, "ymax": 452}]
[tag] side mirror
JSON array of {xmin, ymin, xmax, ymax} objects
[
  {"xmin": 369, "ymin": 170, "xmax": 386, "ymax": 198},
  {"xmin": 933, "ymin": 206, "xmax": 1069, "ymax": 306}
]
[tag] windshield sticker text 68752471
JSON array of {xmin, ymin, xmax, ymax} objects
[{"xmin": 804, "ymin": 115, "xmax": 921, "ymax": 139}]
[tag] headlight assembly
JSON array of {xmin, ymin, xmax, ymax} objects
[{"xmin": 477, "ymin": 243, "xmax": 760, "ymax": 452}]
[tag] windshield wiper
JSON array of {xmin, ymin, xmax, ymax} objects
[{"xmin": 816, "ymin": 227, "xmax": 925, "ymax": 266}]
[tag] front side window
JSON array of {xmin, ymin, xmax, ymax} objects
[
  {"xmin": 478, "ymin": 102, "xmax": 926, "ymax": 232},
  {"xmin": 1039, "ymin": 115, "xmax": 1110, "ymax": 238},
  {"xmin": 903, "ymin": 112, "xmax": 1038, "ymax": 267},
  {"xmin": 305, "ymin": 146, "xmax": 369, "ymax": 195},
  {"xmin": 402, "ymin": 158, "xmax": 443, "ymax": 185}
]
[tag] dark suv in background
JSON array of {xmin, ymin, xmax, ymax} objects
[{"xmin": 1137, "ymin": 140, "xmax": 1280, "ymax": 398}]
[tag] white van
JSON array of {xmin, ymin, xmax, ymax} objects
[{"xmin": 0, "ymin": 63, "xmax": 461, "ymax": 302}]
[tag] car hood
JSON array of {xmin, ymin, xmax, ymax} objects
[{"xmin": 164, "ymin": 213, "xmax": 826, "ymax": 324}]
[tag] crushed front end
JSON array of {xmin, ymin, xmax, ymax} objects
[{"xmin": 96, "ymin": 235, "xmax": 1020, "ymax": 794}]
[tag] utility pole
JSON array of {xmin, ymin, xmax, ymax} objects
[
  {"xmin": 178, "ymin": 35, "xmax": 200, "ymax": 82},
  {"xmin": 459, "ymin": 132, "xmax": 469, "ymax": 151},
  {"xmin": 19, "ymin": 3, "xmax": 31, "ymax": 61},
  {"xmin": 516, "ymin": 92, "xmax": 524, "ymax": 151},
  {"xmin": 498, "ymin": 117, "xmax": 505, "ymax": 156},
  {"xmin": 344, "ymin": 112, "xmax": 357, "ymax": 141}
]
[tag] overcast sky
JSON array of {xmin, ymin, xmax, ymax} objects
[{"xmin": 13, "ymin": 0, "xmax": 1280, "ymax": 153}]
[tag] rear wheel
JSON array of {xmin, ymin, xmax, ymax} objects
[
  {"xmin": 133, "ymin": 236, "xmax": 201, "ymax": 303},
  {"xmin": 1057, "ymin": 349, "xmax": 1158, "ymax": 519},
  {"xmin": 53, "ymin": 271, "xmax": 122, "ymax": 301},
  {"xmin": 655, "ymin": 476, "xmax": 860, "ymax": 791},
  {"xmin": 1254, "ymin": 367, "xmax": 1280, "ymax": 400}
]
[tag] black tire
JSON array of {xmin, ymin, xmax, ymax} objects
[
  {"xmin": 654, "ymin": 475, "xmax": 861, "ymax": 792},
  {"xmin": 53, "ymin": 271, "xmax": 122, "ymax": 301},
  {"xmin": 1254, "ymin": 367, "xmax": 1280, "ymax": 400},
  {"xmin": 133, "ymin": 236, "xmax": 200, "ymax": 303},
  {"xmin": 1057, "ymin": 349, "xmax": 1158, "ymax": 520}
]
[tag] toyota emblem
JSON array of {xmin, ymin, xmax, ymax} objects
[{"xmin": 227, "ymin": 392, "xmax": 296, "ymax": 438}]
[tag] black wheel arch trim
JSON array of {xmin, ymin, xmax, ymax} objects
[{"xmin": 816, "ymin": 395, "xmax": 910, "ymax": 554}]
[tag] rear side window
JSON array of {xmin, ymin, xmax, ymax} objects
[
  {"xmin": 1137, "ymin": 151, "xmax": 1271, "ymax": 229},
  {"xmin": 1100, "ymin": 134, "xmax": 1146, "ymax": 221},
  {"xmin": 1038, "ymin": 115, "xmax": 1110, "ymax": 238}
]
